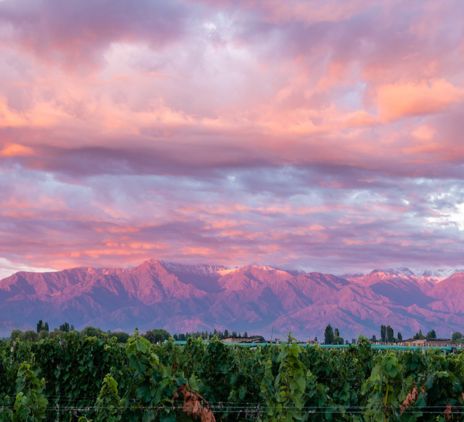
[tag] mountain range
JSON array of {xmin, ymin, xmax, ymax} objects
[{"xmin": 1, "ymin": 259, "xmax": 463, "ymax": 339}]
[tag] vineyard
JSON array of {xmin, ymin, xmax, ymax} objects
[{"xmin": 1, "ymin": 333, "xmax": 464, "ymax": 421}]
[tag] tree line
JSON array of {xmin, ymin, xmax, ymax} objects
[
  {"xmin": 8, "ymin": 320, "xmax": 464, "ymax": 345},
  {"xmin": 8, "ymin": 321, "xmax": 259, "ymax": 344},
  {"xmin": 323, "ymin": 324, "xmax": 464, "ymax": 345}
]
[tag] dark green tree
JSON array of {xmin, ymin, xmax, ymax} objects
[
  {"xmin": 413, "ymin": 329, "xmax": 425, "ymax": 340},
  {"xmin": 397, "ymin": 332, "xmax": 403, "ymax": 341},
  {"xmin": 143, "ymin": 328, "xmax": 170, "ymax": 344},
  {"xmin": 380, "ymin": 324, "xmax": 386, "ymax": 342},
  {"xmin": 452, "ymin": 331, "xmax": 463, "ymax": 342},
  {"xmin": 35, "ymin": 320, "xmax": 42, "ymax": 333},
  {"xmin": 80, "ymin": 326, "xmax": 105, "ymax": 338},
  {"xmin": 324, "ymin": 324, "xmax": 334, "ymax": 344},
  {"xmin": 426, "ymin": 329, "xmax": 437, "ymax": 340},
  {"xmin": 36, "ymin": 321, "xmax": 49, "ymax": 333},
  {"xmin": 58, "ymin": 322, "xmax": 73, "ymax": 332},
  {"xmin": 386, "ymin": 325, "xmax": 395, "ymax": 342}
]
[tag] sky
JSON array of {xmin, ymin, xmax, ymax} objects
[{"xmin": 0, "ymin": 0, "xmax": 464, "ymax": 277}]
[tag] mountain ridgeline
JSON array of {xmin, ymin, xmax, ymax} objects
[{"xmin": 0, "ymin": 260, "xmax": 463, "ymax": 338}]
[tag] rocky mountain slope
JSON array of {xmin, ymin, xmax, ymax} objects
[{"xmin": 0, "ymin": 260, "xmax": 463, "ymax": 339}]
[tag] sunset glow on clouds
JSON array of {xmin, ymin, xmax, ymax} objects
[{"xmin": 1, "ymin": 0, "xmax": 464, "ymax": 275}]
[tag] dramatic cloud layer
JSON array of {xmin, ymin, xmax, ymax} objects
[{"xmin": 1, "ymin": 0, "xmax": 464, "ymax": 275}]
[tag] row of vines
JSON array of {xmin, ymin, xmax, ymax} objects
[{"xmin": 1, "ymin": 333, "xmax": 464, "ymax": 421}]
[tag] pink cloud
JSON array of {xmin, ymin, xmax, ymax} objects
[
  {"xmin": 0, "ymin": 143, "xmax": 34, "ymax": 157},
  {"xmin": 376, "ymin": 79, "xmax": 462, "ymax": 121},
  {"xmin": 0, "ymin": 0, "xmax": 464, "ymax": 274},
  {"xmin": 0, "ymin": 0, "xmax": 190, "ymax": 66}
]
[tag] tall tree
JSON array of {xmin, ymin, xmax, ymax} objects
[
  {"xmin": 58, "ymin": 322, "xmax": 73, "ymax": 332},
  {"xmin": 413, "ymin": 330, "xmax": 425, "ymax": 340},
  {"xmin": 386, "ymin": 325, "xmax": 395, "ymax": 342},
  {"xmin": 324, "ymin": 324, "xmax": 334, "ymax": 345},
  {"xmin": 380, "ymin": 325, "xmax": 386, "ymax": 342},
  {"xmin": 36, "ymin": 320, "xmax": 49, "ymax": 333}
]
